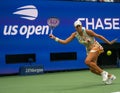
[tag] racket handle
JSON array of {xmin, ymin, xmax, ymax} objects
[{"xmin": 50, "ymin": 29, "xmax": 53, "ymax": 34}]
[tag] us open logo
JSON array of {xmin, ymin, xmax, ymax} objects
[
  {"xmin": 13, "ymin": 5, "xmax": 38, "ymax": 20},
  {"xmin": 3, "ymin": 5, "xmax": 49, "ymax": 39}
]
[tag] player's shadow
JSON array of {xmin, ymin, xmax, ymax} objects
[
  {"xmin": 68, "ymin": 83, "xmax": 103, "ymax": 90},
  {"xmin": 63, "ymin": 82, "xmax": 119, "ymax": 91}
]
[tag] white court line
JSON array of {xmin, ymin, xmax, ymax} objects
[{"xmin": 111, "ymin": 92, "xmax": 120, "ymax": 93}]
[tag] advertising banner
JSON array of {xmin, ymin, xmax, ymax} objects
[{"xmin": 0, "ymin": 0, "xmax": 120, "ymax": 74}]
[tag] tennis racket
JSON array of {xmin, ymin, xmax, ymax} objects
[{"xmin": 47, "ymin": 17, "xmax": 60, "ymax": 34}]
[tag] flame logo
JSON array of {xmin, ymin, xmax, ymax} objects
[{"xmin": 13, "ymin": 5, "xmax": 38, "ymax": 20}]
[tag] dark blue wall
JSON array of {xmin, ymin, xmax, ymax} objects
[{"xmin": 0, "ymin": 0, "xmax": 120, "ymax": 74}]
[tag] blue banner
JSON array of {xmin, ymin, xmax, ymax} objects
[{"xmin": 0, "ymin": 0, "xmax": 120, "ymax": 74}]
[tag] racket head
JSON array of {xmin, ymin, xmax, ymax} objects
[{"xmin": 47, "ymin": 17, "xmax": 60, "ymax": 29}]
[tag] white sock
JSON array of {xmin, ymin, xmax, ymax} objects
[{"xmin": 101, "ymin": 71, "xmax": 107, "ymax": 75}]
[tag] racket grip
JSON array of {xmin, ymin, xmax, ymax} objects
[{"xmin": 50, "ymin": 29, "xmax": 53, "ymax": 34}]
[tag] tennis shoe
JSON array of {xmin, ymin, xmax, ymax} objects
[
  {"xmin": 105, "ymin": 75, "xmax": 116, "ymax": 85},
  {"xmin": 101, "ymin": 71, "xmax": 108, "ymax": 82}
]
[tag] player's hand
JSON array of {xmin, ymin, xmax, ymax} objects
[
  {"xmin": 87, "ymin": 38, "xmax": 91, "ymax": 42},
  {"xmin": 49, "ymin": 34, "xmax": 56, "ymax": 39},
  {"xmin": 110, "ymin": 38, "xmax": 118, "ymax": 45}
]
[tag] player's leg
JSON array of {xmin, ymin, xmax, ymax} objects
[
  {"xmin": 89, "ymin": 54, "xmax": 111, "ymax": 76},
  {"xmin": 89, "ymin": 57, "xmax": 112, "ymax": 77},
  {"xmin": 89, "ymin": 60, "xmax": 116, "ymax": 84},
  {"xmin": 85, "ymin": 50, "xmax": 103, "ymax": 74},
  {"xmin": 91, "ymin": 47, "xmax": 116, "ymax": 84},
  {"xmin": 89, "ymin": 53, "xmax": 101, "ymax": 75},
  {"xmin": 85, "ymin": 48, "xmax": 108, "ymax": 82},
  {"xmin": 89, "ymin": 67, "xmax": 101, "ymax": 75}
]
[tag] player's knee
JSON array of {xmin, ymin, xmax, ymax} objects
[{"xmin": 85, "ymin": 59, "xmax": 91, "ymax": 66}]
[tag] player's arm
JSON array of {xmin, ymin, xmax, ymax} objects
[
  {"xmin": 86, "ymin": 29, "xmax": 117, "ymax": 45},
  {"xmin": 49, "ymin": 32, "xmax": 76, "ymax": 44}
]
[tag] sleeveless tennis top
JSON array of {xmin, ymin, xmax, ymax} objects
[
  {"xmin": 75, "ymin": 29, "xmax": 103, "ymax": 54},
  {"xmin": 75, "ymin": 29, "xmax": 95, "ymax": 47}
]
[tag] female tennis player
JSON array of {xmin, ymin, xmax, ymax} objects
[{"xmin": 49, "ymin": 19, "xmax": 117, "ymax": 85}]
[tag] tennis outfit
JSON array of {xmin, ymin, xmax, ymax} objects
[{"xmin": 75, "ymin": 29, "xmax": 104, "ymax": 55}]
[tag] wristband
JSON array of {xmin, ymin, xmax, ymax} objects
[{"xmin": 55, "ymin": 37, "xmax": 59, "ymax": 42}]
